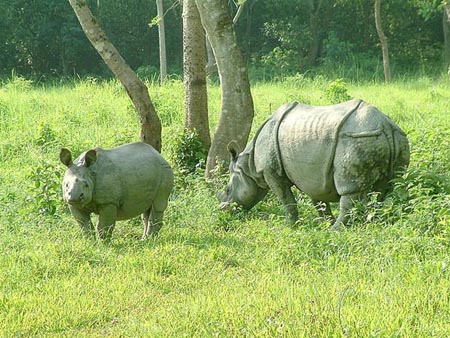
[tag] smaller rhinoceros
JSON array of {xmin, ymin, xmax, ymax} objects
[
  {"xmin": 60, "ymin": 142, "xmax": 173, "ymax": 240},
  {"xmin": 219, "ymin": 99, "xmax": 410, "ymax": 230}
]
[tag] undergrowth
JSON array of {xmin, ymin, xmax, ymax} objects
[{"xmin": 1, "ymin": 76, "xmax": 450, "ymax": 336}]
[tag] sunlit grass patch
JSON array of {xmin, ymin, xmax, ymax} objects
[{"xmin": 1, "ymin": 77, "xmax": 450, "ymax": 336}]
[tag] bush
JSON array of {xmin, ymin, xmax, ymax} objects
[
  {"xmin": 136, "ymin": 65, "xmax": 160, "ymax": 82},
  {"xmin": 324, "ymin": 78, "xmax": 352, "ymax": 103},
  {"xmin": 171, "ymin": 130, "xmax": 208, "ymax": 175},
  {"xmin": 36, "ymin": 124, "xmax": 58, "ymax": 152},
  {"xmin": 3, "ymin": 71, "xmax": 33, "ymax": 92},
  {"xmin": 26, "ymin": 160, "xmax": 64, "ymax": 217}
]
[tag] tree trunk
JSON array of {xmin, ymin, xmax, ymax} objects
[
  {"xmin": 232, "ymin": 2, "xmax": 245, "ymax": 24},
  {"xmin": 307, "ymin": 1, "xmax": 333, "ymax": 67},
  {"xmin": 244, "ymin": 1, "xmax": 253, "ymax": 61},
  {"xmin": 307, "ymin": 6, "xmax": 321, "ymax": 67},
  {"xmin": 68, "ymin": 0, "xmax": 162, "ymax": 152},
  {"xmin": 205, "ymin": 36, "xmax": 217, "ymax": 75},
  {"xmin": 444, "ymin": 9, "xmax": 450, "ymax": 73},
  {"xmin": 374, "ymin": 0, "xmax": 391, "ymax": 82},
  {"xmin": 183, "ymin": 0, "xmax": 211, "ymax": 150},
  {"xmin": 195, "ymin": 0, "xmax": 255, "ymax": 177},
  {"xmin": 445, "ymin": 2, "xmax": 450, "ymax": 23},
  {"xmin": 156, "ymin": 0, "xmax": 167, "ymax": 85}
]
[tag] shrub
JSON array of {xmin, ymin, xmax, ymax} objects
[
  {"xmin": 26, "ymin": 160, "xmax": 64, "ymax": 217},
  {"xmin": 36, "ymin": 124, "xmax": 58, "ymax": 152},
  {"xmin": 2, "ymin": 70, "xmax": 33, "ymax": 92},
  {"xmin": 172, "ymin": 130, "xmax": 208, "ymax": 175},
  {"xmin": 325, "ymin": 78, "xmax": 352, "ymax": 103}
]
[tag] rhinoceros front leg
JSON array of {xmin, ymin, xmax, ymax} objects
[
  {"xmin": 329, "ymin": 193, "xmax": 360, "ymax": 231},
  {"xmin": 96, "ymin": 204, "xmax": 118, "ymax": 241},
  {"xmin": 264, "ymin": 173, "xmax": 298, "ymax": 224},
  {"xmin": 69, "ymin": 205, "xmax": 95, "ymax": 238}
]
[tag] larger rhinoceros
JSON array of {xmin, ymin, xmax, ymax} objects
[{"xmin": 219, "ymin": 99, "xmax": 410, "ymax": 230}]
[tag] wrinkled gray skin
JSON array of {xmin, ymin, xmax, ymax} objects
[
  {"xmin": 60, "ymin": 142, "xmax": 173, "ymax": 240},
  {"xmin": 220, "ymin": 99, "xmax": 410, "ymax": 231}
]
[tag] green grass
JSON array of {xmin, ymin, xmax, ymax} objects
[{"xmin": 1, "ymin": 75, "xmax": 450, "ymax": 337}]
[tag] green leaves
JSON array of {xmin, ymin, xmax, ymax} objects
[{"xmin": 325, "ymin": 78, "xmax": 351, "ymax": 103}]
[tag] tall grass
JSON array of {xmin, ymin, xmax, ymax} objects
[{"xmin": 1, "ymin": 75, "xmax": 450, "ymax": 336}]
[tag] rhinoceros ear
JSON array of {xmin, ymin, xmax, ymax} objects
[
  {"xmin": 59, "ymin": 148, "xmax": 73, "ymax": 167},
  {"xmin": 84, "ymin": 149, "xmax": 98, "ymax": 167},
  {"xmin": 227, "ymin": 140, "xmax": 240, "ymax": 161}
]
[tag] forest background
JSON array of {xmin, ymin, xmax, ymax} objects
[{"xmin": 2, "ymin": 0, "xmax": 449, "ymax": 82}]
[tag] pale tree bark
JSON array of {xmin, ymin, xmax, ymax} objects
[
  {"xmin": 206, "ymin": 2, "xmax": 244, "ymax": 77},
  {"xmin": 374, "ymin": 0, "xmax": 391, "ymax": 82},
  {"xmin": 68, "ymin": 0, "xmax": 162, "ymax": 151},
  {"xmin": 232, "ymin": 2, "xmax": 245, "ymax": 24},
  {"xmin": 156, "ymin": 0, "xmax": 167, "ymax": 85},
  {"xmin": 205, "ymin": 37, "xmax": 217, "ymax": 75},
  {"xmin": 195, "ymin": 0, "xmax": 255, "ymax": 177},
  {"xmin": 183, "ymin": 0, "xmax": 211, "ymax": 150},
  {"xmin": 244, "ymin": 0, "xmax": 258, "ymax": 61}
]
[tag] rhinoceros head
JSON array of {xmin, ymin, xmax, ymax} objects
[
  {"xmin": 60, "ymin": 148, "xmax": 96, "ymax": 207},
  {"xmin": 219, "ymin": 141, "xmax": 268, "ymax": 210}
]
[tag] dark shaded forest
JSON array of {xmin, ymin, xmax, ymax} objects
[{"xmin": 1, "ymin": 0, "xmax": 448, "ymax": 81}]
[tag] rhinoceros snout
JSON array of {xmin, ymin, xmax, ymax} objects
[{"xmin": 67, "ymin": 192, "xmax": 85, "ymax": 205}]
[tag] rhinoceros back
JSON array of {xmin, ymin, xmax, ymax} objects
[{"xmin": 277, "ymin": 99, "xmax": 363, "ymax": 201}]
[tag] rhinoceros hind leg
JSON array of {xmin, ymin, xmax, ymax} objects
[
  {"xmin": 149, "ymin": 210, "xmax": 164, "ymax": 236},
  {"xmin": 372, "ymin": 175, "xmax": 392, "ymax": 201},
  {"xmin": 329, "ymin": 193, "xmax": 360, "ymax": 231},
  {"xmin": 141, "ymin": 206, "xmax": 152, "ymax": 240},
  {"xmin": 147, "ymin": 196, "xmax": 169, "ymax": 236}
]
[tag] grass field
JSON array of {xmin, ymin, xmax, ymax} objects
[{"xmin": 1, "ymin": 74, "xmax": 450, "ymax": 337}]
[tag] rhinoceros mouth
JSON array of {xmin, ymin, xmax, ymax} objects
[
  {"xmin": 67, "ymin": 200, "xmax": 85, "ymax": 207},
  {"xmin": 66, "ymin": 196, "xmax": 90, "ymax": 207}
]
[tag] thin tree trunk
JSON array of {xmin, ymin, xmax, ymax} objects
[
  {"xmin": 232, "ymin": 2, "xmax": 245, "ymax": 24},
  {"xmin": 445, "ymin": 2, "xmax": 450, "ymax": 23},
  {"xmin": 205, "ymin": 37, "xmax": 217, "ymax": 75},
  {"xmin": 374, "ymin": 0, "xmax": 391, "ymax": 82},
  {"xmin": 444, "ymin": 9, "xmax": 450, "ymax": 73},
  {"xmin": 68, "ymin": 0, "xmax": 162, "ymax": 151},
  {"xmin": 307, "ymin": 7, "xmax": 321, "ymax": 67},
  {"xmin": 307, "ymin": 1, "xmax": 333, "ymax": 67},
  {"xmin": 183, "ymin": 0, "xmax": 211, "ymax": 150},
  {"xmin": 156, "ymin": 0, "xmax": 167, "ymax": 85},
  {"xmin": 195, "ymin": 0, "xmax": 254, "ymax": 177}
]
